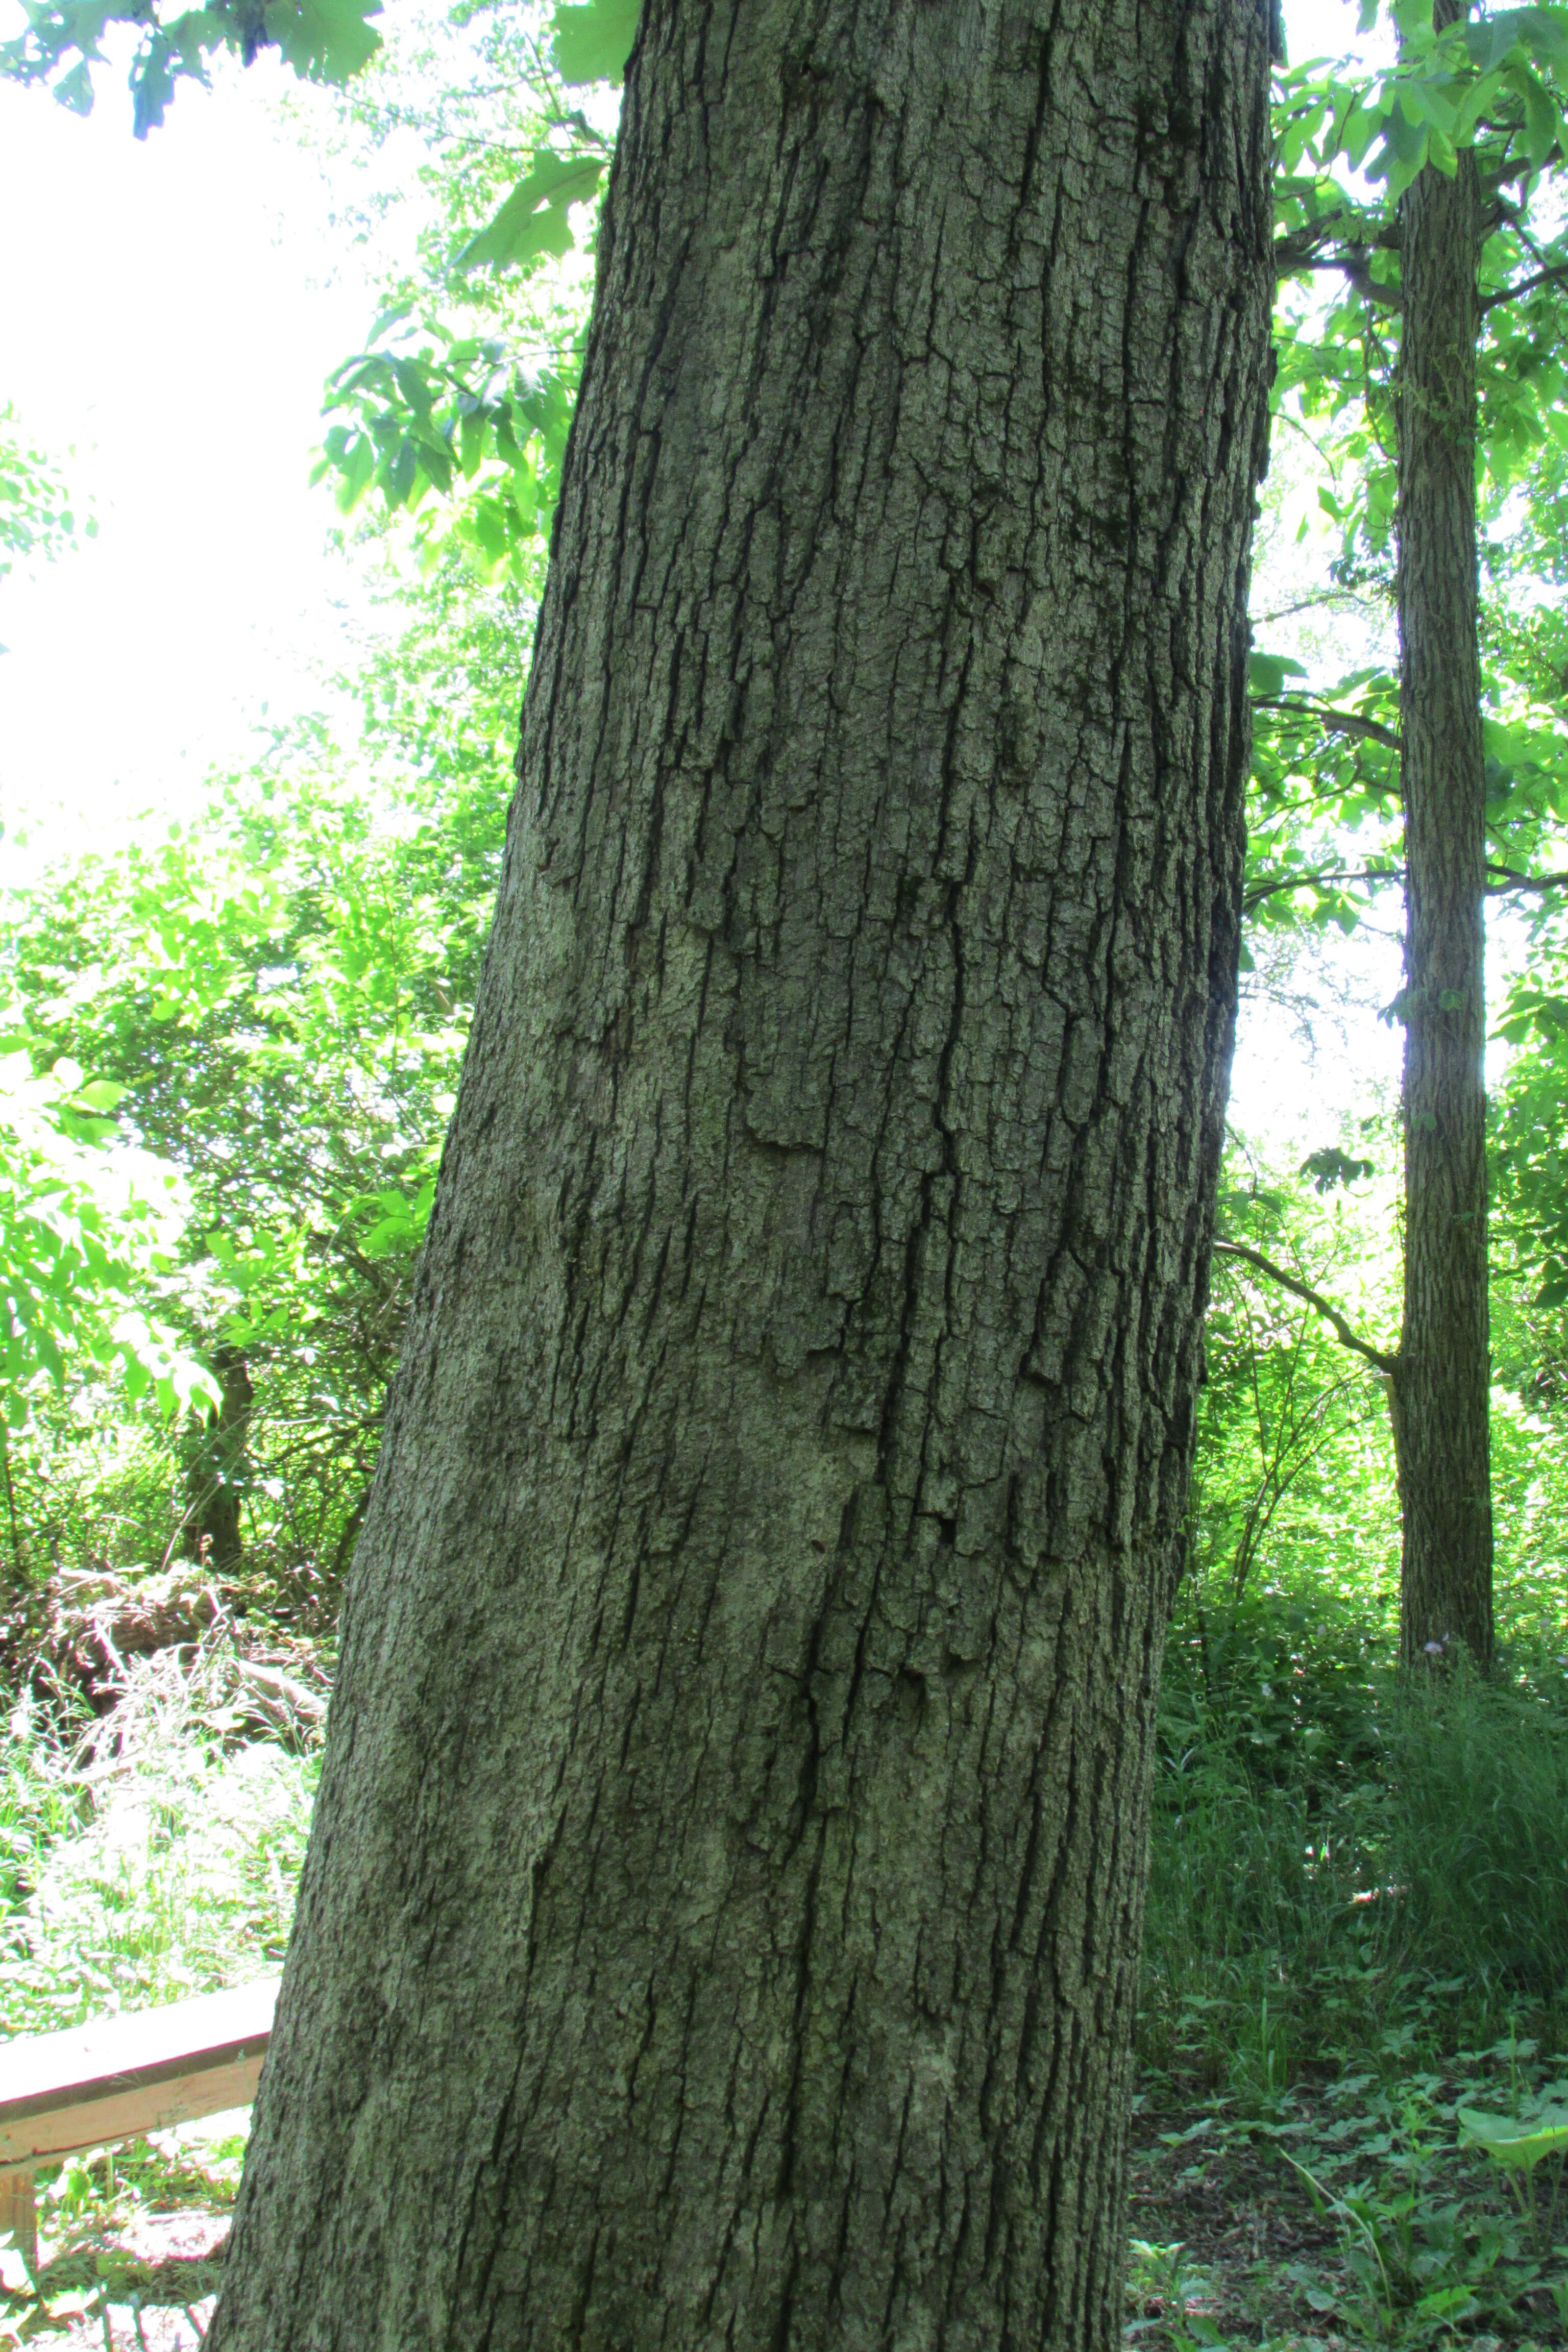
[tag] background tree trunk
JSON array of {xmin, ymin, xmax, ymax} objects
[
  {"xmin": 181, "ymin": 1346, "xmax": 254, "ymax": 1575},
  {"xmin": 209, "ymin": 2, "xmax": 1271, "ymax": 2344},
  {"xmin": 1394, "ymin": 6, "xmax": 1494, "ymax": 1670}
]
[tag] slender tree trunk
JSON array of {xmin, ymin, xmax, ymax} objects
[
  {"xmin": 209, "ymin": 3, "xmax": 1271, "ymax": 2344},
  {"xmin": 181, "ymin": 1345, "xmax": 254, "ymax": 1574},
  {"xmin": 1393, "ymin": 7, "xmax": 1493, "ymax": 1670},
  {"xmin": 181, "ymin": 1355, "xmax": 255, "ymax": 1571},
  {"xmin": 0, "ymin": 1421, "xmax": 24, "ymax": 1591}
]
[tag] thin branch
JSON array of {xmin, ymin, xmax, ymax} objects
[
  {"xmin": 1474, "ymin": 129, "xmax": 1561, "ymax": 187},
  {"xmin": 1480, "ymin": 260, "xmax": 1568, "ymax": 312},
  {"xmin": 1243, "ymin": 863, "xmax": 1403, "ymax": 912},
  {"xmin": 1263, "ymin": 770, "xmax": 1399, "ymax": 817},
  {"xmin": 1254, "ymin": 694, "xmax": 1403, "ymax": 751},
  {"xmin": 1275, "ymin": 217, "xmax": 1354, "ymax": 272},
  {"xmin": 1275, "ymin": 213, "xmax": 1401, "ymax": 271},
  {"xmin": 1485, "ymin": 864, "xmax": 1568, "ymax": 896},
  {"xmin": 1278, "ymin": 250, "xmax": 1402, "ymax": 309},
  {"xmin": 1212, "ymin": 1240, "xmax": 1400, "ymax": 1376},
  {"xmin": 0, "ymin": 1423, "xmax": 23, "ymax": 1590},
  {"xmin": 1252, "ymin": 594, "xmax": 1373, "ymax": 627}
]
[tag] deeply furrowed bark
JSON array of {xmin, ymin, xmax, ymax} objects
[
  {"xmin": 1393, "ymin": 2, "xmax": 1494, "ymax": 1671},
  {"xmin": 209, "ymin": 3, "xmax": 1272, "ymax": 2345}
]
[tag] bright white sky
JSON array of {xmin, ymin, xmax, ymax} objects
[
  {"xmin": 0, "ymin": 0, "xmax": 1420, "ymax": 1152},
  {"xmin": 0, "ymin": 46, "xmax": 406, "ymax": 859}
]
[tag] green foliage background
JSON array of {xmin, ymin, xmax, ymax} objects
[{"xmin": 1, "ymin": 20, "xmax": 1567, "ymax": 2343}]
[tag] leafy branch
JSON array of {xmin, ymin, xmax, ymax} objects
[{"xmin": 0, "ymin": 0, "xmax": 383, "ymax": 134}]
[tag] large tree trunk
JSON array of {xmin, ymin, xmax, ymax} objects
[
  {"xmin": 1393, "ymin": 11, "xmax": 1494, "ymax": 1670},
  {"xmin": 209, "ymin": 3, "xmax": 1271, "ymax": 2344}
]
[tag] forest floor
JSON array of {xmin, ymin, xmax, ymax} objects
[
  {"xmin": 1124, "ymin": 2073, "xmax": 1568, "ymax": 2352},
  {"xmin": 0, "ymin": 2125, "xmax": 233, "ymax": 2349},
  {"xmin": 3, "ymin": 2080, "xmax": 1564, "ymax": 2350},
  {"xmin": 3, "ymin": 1575, "xmax": 1566, "ymax": 2349}
]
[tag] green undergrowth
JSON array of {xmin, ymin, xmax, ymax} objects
[
  {"xmin": 1127, "ymin": 2041, "xmax": 1568, "ymax": 2351},
  {"xmin": 1133, "ymin": 1563, "xmax": 1568, "ymax": 2351},
  {"xmin": 1, "ymin": 2114, "xmax": 243, "ymax": 2339},
  {"xmin": 1143, "ymin": 1570, "xmax": 1568, "ymax": 2087},
  {"xmin": 0, "ymin": 1641, "xmax": 317, "ymax": 2038},
  {"xmin": 2, "ymin": 1554, "xmax": 1565, "ymax": 2350}
]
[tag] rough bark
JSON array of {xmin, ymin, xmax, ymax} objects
[
  {"xmin": 209, "ymin": 3, "xmax": 1272, "ymax": 2345},
  {"xmin": 1393, "ymin": 10, "xmax": 1494, "ymax": 1671}
]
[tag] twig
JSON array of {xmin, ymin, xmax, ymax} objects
[
  {"xmin": 1484, "ymin": 864, "xmax": 1568, "ymax": 896},
  {"xmin": 1275, "ymin": 246, "xmax": 1402, "ymax": 308},
  {"xmin": 1254, "ymin": 694, "xmax": 1403, "ymax": 751},
  {"xmin": 1213, "ymin": 1241, "xmax": 1400, "ymax": 1376},
  {"xmin": 157, "ymin": 1492, "xmax": 203, "ymax": 1580},
  {"xmin": 1, "ymin": 1420, "xmax": 24, "ymax": 1589},
  {"xmin": 1243, "ymin": 863, "xmax": 1402, "ymax": 913},
  {"xmin": 1253, "ymin": 592, "xmax": 1367, "ymax": 624},
  {"xmin": 1480, "ymin": 261, "xmax": 1568, "ymax": 312}
]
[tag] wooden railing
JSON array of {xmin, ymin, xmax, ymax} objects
[{"xmin": 0, "ymin": 1975, "xmax": 279, "ymax": 2277}]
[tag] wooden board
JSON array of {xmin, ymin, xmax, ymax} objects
[
  {"xmin": 0, "ymin": 2167, "xmax": 35, "ymax": 2276},
  {"xmin": 0, "ymin": 1974, "xmax": 279, "ymax": 2175}
]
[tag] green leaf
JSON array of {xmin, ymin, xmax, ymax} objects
[
  {"xmin": 262, "ymin": 0, "xmax": 382, "ymax": 84},
  {"xmin": 1248, "ymin": 651, "xmax": 1310, "ymax": 699},
  {"xmin": 418, "ymin": 436, "xmax": 453, "ymax": 497},
  {"xmin": 336, "ymin": 431, "xmax": 375, "ymax": 510},
  {"xmin": 130, "ymin": 30, "xmax": 177, "ymax": 135},
  {"xmin": 1458, "ymin": 2107, "xmax": 1568, "ymax": 2169},
  {"xmin": 1427, "ymin": 121, "xmax": 1457, "ymax": 175},
  {"xmin": 550, "ymin": 0, "xmax": 639, "ymax": 84},
  {"xmin": 390, "ymin": 356, "xmax": 434, "ymax": 422},
  {"xmin": 1341, "ymin": 97, "xmax": 1381, "ymax": 170},
  {"xmin": 384, "ymin": 437, "xmax": 418, "ymax": 508},
  {"xmin": 1374, "ymin": 101, "xmax": 1431, "ymax": 198},
  {"xmin": 1510, "ymin": 57, "xmax": 1561, "ymax": 160},
  {"xmin": 454, "ymin": 151, "xmax": 606, "ymax": 274},
  {"xmin": 1463, "ymin": 13, "xmax": 1524, "ymax": 73},
  {"xmin": 1300, "ymin": 1147, "xmax": 1376, "ymax": 1193},
  {"xmin": 52, "ymin": 56, "xmax": 94, "ymax": 111}
]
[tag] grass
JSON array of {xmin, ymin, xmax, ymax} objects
[
  {"xmin": 1143, "ymin": 1581, "xmax": 1568, "ymax": 2082},
  {"xmin": 1132, "ymin": 1565, "xmax": 1568, "ymax": 2351},
  {"xmin": 0, "ymin": 1633, "xmax": 315, "ymax": 2340},
  {"xmin": 1127, "ymin": 2039, "xmax": 1568, "ymax": 2351},
  {"xmin": 0, "ymin": 1635, "xmax": 316, "ymax": 2038},
  {"xmin": 2, "ymin": 1561, "xmax": 1566, "ymax": 2349},
  {"xmin": 1383, "ymin": 1668, "xmax": 1568, "ymax": 1998}
]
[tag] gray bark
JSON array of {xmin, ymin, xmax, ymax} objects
[
  {"xmin": 209, "ymin": 2, "xmax": 1272, "ymax": 2344},
  {"xmin": 1393, "ymin": 3, "xmax": 1494, "ymax": 1671}
]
